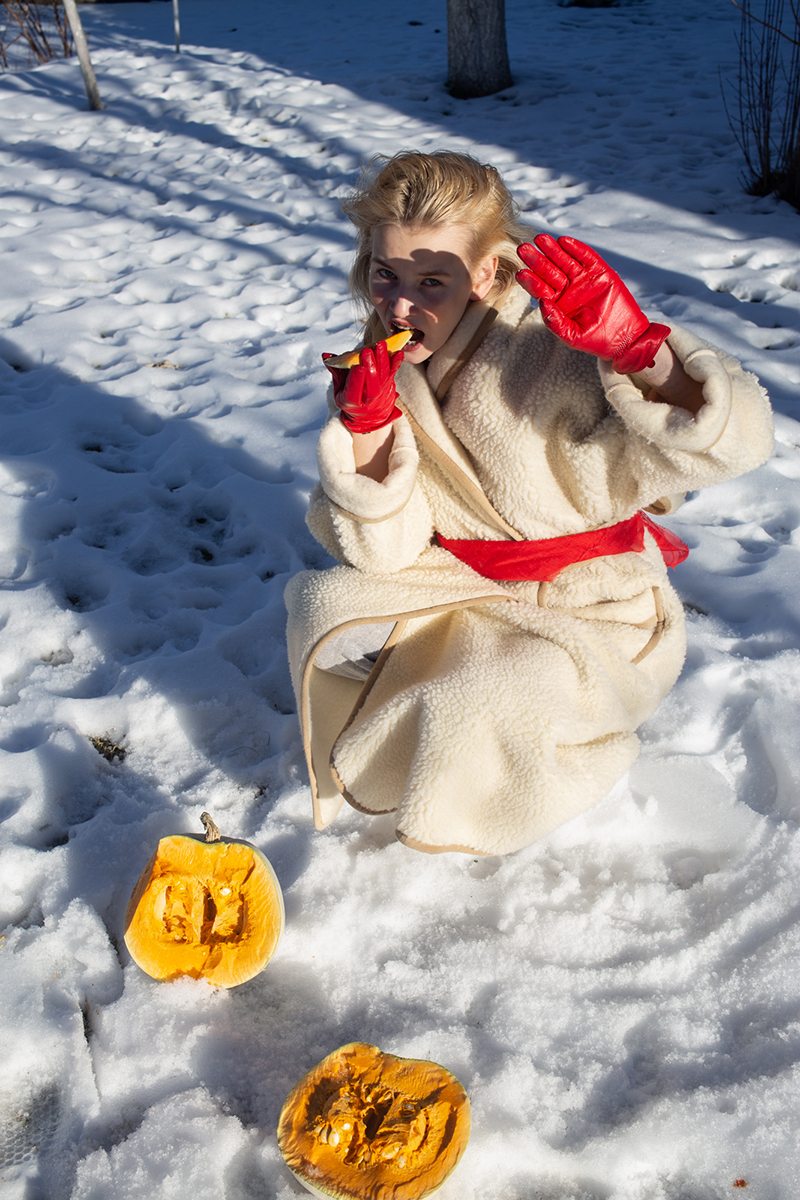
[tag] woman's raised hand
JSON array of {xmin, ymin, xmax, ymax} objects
[
  {"xmin": 322, "ymin": 340, "xmax": 404, "ymax": 434},
  {"xmin": 516, "ymin": 235, "xmax": 670, "ymax": 374}
]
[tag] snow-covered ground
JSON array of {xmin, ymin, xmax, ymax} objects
[{"xmin": 1, "ymin": 0, "xmax": 799, "ymax": 1196}]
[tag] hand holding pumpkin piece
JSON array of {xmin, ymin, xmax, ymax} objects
[
  {"xmin": 123, "ymin": 812, "xmax": 284, "ymax": 989},
  {"xmin": 278, "ymin": 1042, "xmax": 471, "ymax": 1200},
  {"xmin": 322, "ymin": 330, "xmax": 411, "ymax": 435},
  {"xmin": 516, "ymin": 234, "xmax": 670, "ymax": 374}
]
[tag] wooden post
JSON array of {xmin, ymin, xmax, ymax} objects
[
  {"xmin": 61, "ymin": 0, "xmax": 102, "ymax": 111},
  {"xmin": 172, "ymin": 0, "xmax": 180, "ymax": 52}
]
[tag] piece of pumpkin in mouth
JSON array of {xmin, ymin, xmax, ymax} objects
[
  {"xmin": 392, "ymin": 322, "xmax": 422, "ymax": 349},
  {"xmin": 325, "ymin": 328, "xmax": 413, "ymax": 369}
]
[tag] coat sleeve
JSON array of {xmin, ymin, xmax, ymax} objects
[
  {"xmin": 595, "ymin": 323, "xmax": 773, "ymax": 500},
  {"xmin": 306, "ymin": 413, "xmax": 436, "ymax": 573}
]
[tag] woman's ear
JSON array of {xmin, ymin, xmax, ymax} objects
[{"xmin": 470, "ymin": 255, "xmax": 499, "ymax": 301}]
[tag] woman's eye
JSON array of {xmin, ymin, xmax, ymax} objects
[
  {"xmin": 422, "ymin": 277, "xmax": 443, "ymax": 288},
  {"xmin": 375, "ymin": 268, "xmax": 396, "ymax": 281}
]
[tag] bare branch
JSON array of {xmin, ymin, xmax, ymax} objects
[{"xmin": 730, "ymin": 0, "xmax": 800, "ymax": 45}]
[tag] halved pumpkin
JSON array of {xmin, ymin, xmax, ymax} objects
[
  {"xmin": 325, "ymin": 328, "xmax": 413, "ymax": 370},
  {"xmin": 123, "ymin": 813, "xmax": 284, "ymax": 988},
  {"xmin": 277, "ymin": 1042, "xmax": 471, "ymax": 1200}
]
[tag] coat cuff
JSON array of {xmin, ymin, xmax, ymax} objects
[
  {"xmin": 598, "ymin": 327, "xmax": 732, "ymax": 452},
  {"xmin": 316, "ymin": 414, "xmax": 420, "ymax": 521}
]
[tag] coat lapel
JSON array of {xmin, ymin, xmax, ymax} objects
[{"xmin": 394, "ymin": 297, "xmax": 525, "ymax": 542}]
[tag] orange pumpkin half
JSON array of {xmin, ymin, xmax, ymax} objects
[
  {"xmin": 277, "ymin": 1042, "xmax": 471, "ymax": 1200},
  {"xmin": 124, "ymin": 813, "xmax": 284, "ymax": 988}
]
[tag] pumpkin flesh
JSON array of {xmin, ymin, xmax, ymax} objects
[
  {"xmin": 124, "ymin": 834, "xmax": 283, "ymax": 987},
  {"xmin": 278, "ymin": 1043, "xmax": 470, "ymax": 1200}
]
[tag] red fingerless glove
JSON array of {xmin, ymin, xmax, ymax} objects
[
  {"xmin": 322, "ymin": 340, "xmax": 404, "ymax": 434},
  {"xmin": 516, "ymin": 234, "xmax": 670, "ymax": 374}
]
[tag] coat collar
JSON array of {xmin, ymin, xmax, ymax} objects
[
  {"xmin": 425, "ymin": 298, "xmax": 500, "ymax": 401},
  {"xmin": 394, "ymin": 289, "xmax": 533, "ymax": 541}
]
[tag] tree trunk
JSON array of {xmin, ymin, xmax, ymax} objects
[
  {"xmin": 61, "ymin": 0, "xmax": 102, "ymax": 110},
  {"xmin": 447, "ymin": 0, "xmax": 513, "ymax": 99}
]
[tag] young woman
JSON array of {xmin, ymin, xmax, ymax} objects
[{"xmin": 285, "ymin": 150, "xmax": 773, "ymax": 856}]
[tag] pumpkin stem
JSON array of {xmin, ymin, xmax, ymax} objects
[{"xmin": 200, "ymin": 811, "xmax": 221, "ymax": 843}]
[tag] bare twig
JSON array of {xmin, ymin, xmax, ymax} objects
[{"xmin": 730, "ymin": 0, "xmax": 800, "ymax": 44}]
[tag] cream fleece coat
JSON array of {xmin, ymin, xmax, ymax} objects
[{"xmin": 285, "ymin": 287, "xmax": 773, "ymax": 855}]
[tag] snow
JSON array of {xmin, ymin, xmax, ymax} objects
[{"xmin": 0, "ymin": 0, "xmax": 799, "ymax": 1196}]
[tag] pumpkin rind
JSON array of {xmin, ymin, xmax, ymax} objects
[
  {"xmin": 123, "ymin": 833, "xmax": 284, "ymax": 987},
  {"xmin": 277, "ymin": 1042, "xmax": 470, "ymax": 1200}
]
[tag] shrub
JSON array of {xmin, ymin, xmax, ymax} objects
[
  {"xmin": 724, "ymin": 0, "xmax": 800, "ymax": 210},
  {"xmin": 1, "ymin": 1, "xmax": 73, "ymax": 71}
]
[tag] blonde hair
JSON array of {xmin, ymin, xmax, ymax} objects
[{"xmin": 341, "ymin": 150, "xmax": 534, "ymax": 341}]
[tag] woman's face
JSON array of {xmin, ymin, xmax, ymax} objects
[{"xmin": 368, "ymin": 224, "xmax": 498, "ymax": 363}]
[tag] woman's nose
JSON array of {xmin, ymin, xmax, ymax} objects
[{"xmin": 390, "ymin": 290, "xmax": 414, "ymax": 320}]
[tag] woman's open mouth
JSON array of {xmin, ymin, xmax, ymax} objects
[{"xmin": 391, "ymin": 321, "xmax": 423, "ymax": 348}]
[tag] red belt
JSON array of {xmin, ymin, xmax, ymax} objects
[{"xmin": 436, "ymin": 511, "xmax": 688, "ymax": 582}]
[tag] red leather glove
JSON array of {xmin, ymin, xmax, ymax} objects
[
  {"xmin": 322, "ymin": 339, "xmax": 404, "ymax": 434},
  {"xmin": 516, "ymin": 235, "xmax": 670, "ymax": 374}
]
